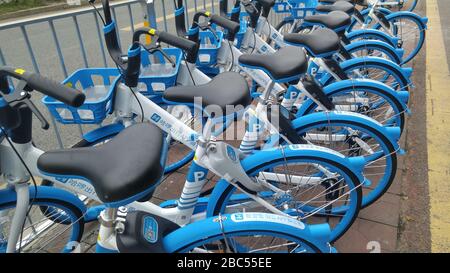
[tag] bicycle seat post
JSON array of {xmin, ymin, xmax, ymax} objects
[
  {"xmin": 96, "ymin": 206, "xmax": 118, "ymax": 252},
  {"xmin": 202, "ymin": 117, "xmax": 215, "ymax": 142}
]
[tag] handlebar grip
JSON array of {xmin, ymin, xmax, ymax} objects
[
  {"xmin": 157, "ymin": 31, "xmax": 199, "ymax": 63},
  {"xmin": 157, "ymin": 31, "xmax": 197, "ymax": 53},
  {"xmin": 27, "ymin": 73, "xmax": 86, "ymax": 107},
  {"xmin": 209, "ymin": 14, "xmax": 240, "ymax": 40},
  {"xmin": 0, "ymin": 67, "xmax": 85, "ymax": 107}
]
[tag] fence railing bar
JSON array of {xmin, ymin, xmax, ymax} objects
[
  {"xmin": 0, "ymin": 1, "xmax": 137, "ymax": 31},
  {"xmin": 48, "ymin": 20, "xmax": 68, "ymax": 78},
  {"xmin": 72, "ymin": 15, "xmax": 88, "ymax": 137},
  {"xmin": 72, "ymin": 16, "xmax": 89, "ymax": 68},
  {"xmin": 194, "ymin": 0, "xmax": 199, "ymax": 12},
  {"xmin": 0, "ymin": 48, "xmax": 6, "ymax": 66},
  {"xmin": 203, "ymin": 0, "xmax": 206, "ymax": 9},
  {"xmin": 0, "ymin": 48, "xmax": 14, "ymax": 86},
  {"xmin": 161, "ymin": 0, "xmax": 169, "ymax": 32},
  {"xmin": 49, "ymin": 111, "xmax": 65, "ymax": 148},
  {"xmin": 184, "ymin": 0, "xmax": 190, "ymax": 28},
  {"xmin": 127, "ymin": 4, "xmax": 135, "ymax": 34},
  {"xmin": 111, "ymin": 7, "xmax": 122, "ymax": 50},
  {"xmin": 20, "ymin": 25, "xmax": 40, "ymax": 73},
  {"xmin": 93, "ymin": 12, "xmax": 108, "ymax": 67},
  {"xmin": 211, "ymin": 0, "xmax": 215, "ymax": 13}
]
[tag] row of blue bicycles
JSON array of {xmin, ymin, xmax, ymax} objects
[{"xmin": 0, "ymin": 0, "xmax": 426, "ymax": 253}]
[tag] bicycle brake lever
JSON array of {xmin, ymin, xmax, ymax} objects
[
  {"xmin": 23, "ymin": 99, "xmax": 49, "ymax": 130},
  {"xmin": 146, "ymin": 45, "xmax": 176, "ymax": 68},
  {"xmin": 1, "ymin": 81, "xmax": 50, "ymax": 130},
  {"xmin": 159, "ymin": 48, "xmax": 176, "ymax": 68},
  {"xmin": 197, "ymin": 22, "xmax": 220, "ymax": 43},
  {"xmin": 206, "ymin": 25, "xmax": 220, "ymax": 43}
]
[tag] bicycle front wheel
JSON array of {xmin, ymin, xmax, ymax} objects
[{"xmin": 0, "ymin": 188, "xmax": 85, "ymax": 253}]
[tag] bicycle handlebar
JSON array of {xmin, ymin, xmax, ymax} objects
[
  {"xmin": 132, "ymin": 28, "xmax": 198, "ymax": 64},
  {"xmin": 191, "ymin": 12, "xmax": 240, "ymax": 41},
  {"xmin": 0, "ymin": 66, "xmax": 85, "ymax": 107},
  {"xmin": 209, "ymin": 14, "xmax": 241, "ymax": 39}
]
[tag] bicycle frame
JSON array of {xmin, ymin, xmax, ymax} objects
[
  {"xmin": 94, "ymin": 81, "xmax": 344, "ymax": 251},
  {"xmin": 0, "ymin": 69, "xmax": 326, "ymax": 251},
  {"xmin": 226, "ymin": 20, "xmax": 370, "ymax": 111}
]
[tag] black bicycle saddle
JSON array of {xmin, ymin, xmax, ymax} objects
[
  {"xmin": 304, "ymin": 11, "xmax": 352, "ymax": 32},
  {"xmin": 38, "ymin": 123, "xmax": 165, "ymax": 205},
  {"xmin": 163, "ymin": 72, "xmax": 251, "ymax": 117},
  {"xmin": 316, "ymin": 1, "xmax": 356, "ymax": 15},
  {"xmin": 284, "ymin": 28, "xmax": 341, "ymax": 57},
  {"xmin": 239, "ymin": 46, "xmax": 308, "ymax": 82}
]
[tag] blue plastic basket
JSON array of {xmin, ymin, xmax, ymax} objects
[
  {"xmin": 42, "ymin": 68, "xmax": 120, "ymax": 125},
  {"xmin": 196, "ymin": 30, "xmax": 224, "ymax": 67},
  {"xmin": 273, "ymin": 0, "xmax": 318, "ymax": 18},
  {"xmin": 138, "ymin": 47, "xmax": 183, "ymax": 97}
]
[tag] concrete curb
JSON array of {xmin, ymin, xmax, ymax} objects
[
  {"xmin": 0, "ymin": 1, "xmax": 122, "ymax": 21},
  {"xmin": 0, "ymin": 3, "xmax": 83, "ymax": 21}
]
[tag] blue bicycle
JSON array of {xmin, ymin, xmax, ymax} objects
[{"xmin": 0, "ymin": 66, "xmax": 350, "ymax": 253}]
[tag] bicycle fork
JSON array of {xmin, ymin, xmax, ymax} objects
[{"xmin": 1, "ymin": 140, "xmax": 32, "ymax": 253}]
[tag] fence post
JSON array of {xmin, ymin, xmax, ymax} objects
[{"xmin": 139, "ymin": 0, "xmax": 158, "ymax": 45}]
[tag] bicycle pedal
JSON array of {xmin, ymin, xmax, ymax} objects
[{"xmin": 116, "ymin": 211, "xmax": 180, "ymax": 253}]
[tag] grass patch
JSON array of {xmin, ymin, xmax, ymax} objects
[{"xmin": 0, "ymin": 0, "xmax": 63, "ymax": 15}]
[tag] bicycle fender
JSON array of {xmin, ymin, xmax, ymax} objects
[
  {"xmin": 292, "ymin": 111, "xmax": 401, "ymax": 149},
  {"xmin": 81, "ymin": 122, "xmax": 125, "ymax": 143},
  {"xmin": 296, "ymin": 79, "xmax": 410, "ymax": 118},
  {"xmin": 346, "ymin": 29, "xmax": 399, "ymax": 48},
  {"xmin": 377, "ymin": 11, "xmax": 428, "ymax": 29},
  {"xmin": 344, "ymin": 39, "xmax": 403, "ymax": 63},
  {"xmin": 318, "ymin": 56, "xmax": 412, "ymax": 87},
  {"xmin": 0, "ymin": 186, "xmax": 87, "ymax": 215}
]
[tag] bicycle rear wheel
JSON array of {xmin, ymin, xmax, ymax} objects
[
  {"xmin": 343, "ymin": 40, "xmax": 403, "ymax": 64},
  {"xmin": 320, "ymin": 57, "xmax": 411, "ymax": 92},
  {"xmin": 398, "ymin": 0, "xmax": 418, "ymax": 11},
  {"xmin": 296, "ymin": 80, "xmax": 408, "ymax": 133},
  {"xmin": 164, "ymin": 213, "xmax": 332, "ymax": 253},
  {"xmin": 291, "ymin": 116, "xmax": 398, "ymax": 208},
  {"xmin": 206, "ymin": 146, "xmax": 363, "ymax": 243},
  {"xmin": 373, "ymin": 12, "xmax": 426, "ymax": 63}
]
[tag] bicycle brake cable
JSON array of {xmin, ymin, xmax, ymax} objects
[{"xmin": 89, "ymin": 0, "xmax": 106, "ymax": 26}]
